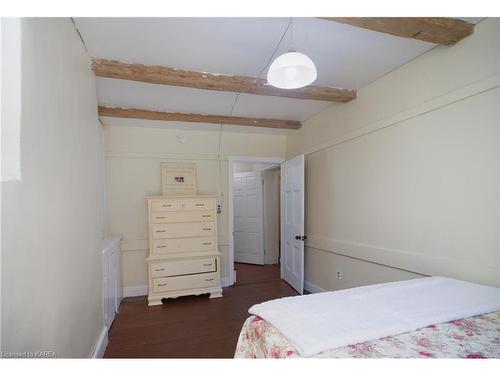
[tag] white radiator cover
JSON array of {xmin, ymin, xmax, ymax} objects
[{"xmin": 102, "ymin": 236, "xmax": 122, "ymax": 328}]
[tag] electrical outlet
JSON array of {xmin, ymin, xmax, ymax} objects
[
  {"xmin": 217, "ymin": 203, "xmax": 223, "ymax": 213},
  {"xmin": 336, "ymin": 270, "xmax": 343, "ymax": 280}
]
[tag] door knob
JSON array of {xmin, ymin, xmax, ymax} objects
[
  {"xmin": 295, "ymin": 235, "xmax": 307, "ymax": 241},
  {"xmin": 295, "ymin": 235, "xmax": 300, "ymax": 240}
]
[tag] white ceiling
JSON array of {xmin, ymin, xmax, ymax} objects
[{"xmin": 73, "ymin": 17, "xmax": 483, "ymax": 132}]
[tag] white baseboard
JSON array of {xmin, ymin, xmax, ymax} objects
[
  {"xmin": 304, "ymin": 280, "xmax": 326, "ymax": 294},
  {"xmin": 91, "ymin": 327, "xmax": 108, "ymax": 358},
  {"xmin": 123, "ymin": 285, "xmax": 148, "ymax": 297}
]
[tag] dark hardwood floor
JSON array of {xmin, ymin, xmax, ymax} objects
[{"xmin": 104, "ymin": 263, "xmax": 297, "ymax": 358}]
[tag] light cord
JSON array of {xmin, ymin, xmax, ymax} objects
[
  {"xmin": 256, "ymin": 17, "xmax": 293, "ymax": 79},
  {"xmin": 216, "ymin": 17, "xmax": 293, "ymax": 208}
]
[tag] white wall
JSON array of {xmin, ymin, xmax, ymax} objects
[
  {"xmin": 233, "ymin": 163, "xmax": 273, "ymax": 173},
  {"xmin": 286, "ymin": 18, "xmax": 500, "ymax": 291},
  {"xmin": 1, "ymin": 19, "xmax": 104, "ymax": 357},
  {"xmin": 1, "ymin": 18, "xmax": 22, "ymax": 182},
  {"xmin": 104, "ymin": 121, "xmax": 287, "ymax": 291}
]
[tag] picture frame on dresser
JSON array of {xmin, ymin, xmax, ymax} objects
[
  {"xmin": 160, "ymin": 162, "xmax": 198, "ymax": 196},
  {"xmin": 145, "ymin": 195, "xmax": 223, "ymax": 306}
]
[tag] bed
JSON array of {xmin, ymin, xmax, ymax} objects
[
  {"xmin": 235, "ymin": 311, "xmax": 500, "ymax": 358},
  {"xmin": 234, "ymin": 277, "xmax": 500, "ymax": 358}
]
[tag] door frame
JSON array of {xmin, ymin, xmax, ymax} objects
[{"xmin": 227, "ymin": 156, "xmax": 284, "ymax": 286}]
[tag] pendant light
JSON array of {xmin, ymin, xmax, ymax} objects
[{"xmin": 267, "ymin": 19, "xmax": 317, "ymax": 89}]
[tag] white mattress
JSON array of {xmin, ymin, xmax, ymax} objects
[{"xmin": 249, "ymin": 277, "xmax": 500, "ymax": 357}]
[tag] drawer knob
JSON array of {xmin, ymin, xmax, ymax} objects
[
  {"xmin": 158, "ymin": 283, "xmax": 167, "ymax": 287},
  {"xmin": 202, "ymin": 228, "xmax": 211, "ymax": 231},
  {"xmin": 158, "ymin": 245, "xmax": 166, "ymax": 248},
  {"xmin": 196, "ymin": 203, "xmax": 205, "ymax": 207},
  {"xmin": 205, "ymin": 278, "xmax": 214, "ymax": 282},
  {"xmin": 157, "ymin": 230, "xmax": 166, "ymax": 233},
  {"xmin": 203, "ymin": 263, "xmax": 212, "ymax": 267},
  {"xmin": 155, "ymin": 268, "xmax": 165, "ymax": 272},
  {"xmin": 202, "ymin": 215, "xmax": 211, "ymax": 218},
  {"xmin": 202, "ymin": 242, "xmax": 212, "ymax": 245},
  {"xmin": 156, "ymin": 216, "xmax": 166, "ymax": 219}
]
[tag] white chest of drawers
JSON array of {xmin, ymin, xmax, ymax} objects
[{"xmin": 146, "ymin": 196, "xmax": 223, "ymax": 306}]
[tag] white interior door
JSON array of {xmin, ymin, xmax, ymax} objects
[
  {"xmin": 281, "ymin": 155, "xmax": 305, "ymax": 294},
  {"xmin": 233, "ymin": 171, "xmax": 265, "ymax": 265}
]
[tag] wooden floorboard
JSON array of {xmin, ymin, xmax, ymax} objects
[{"xmin": 104, "ymin": 263, "xmax": 297, "ymax": 358}]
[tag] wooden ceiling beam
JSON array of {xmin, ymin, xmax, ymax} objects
[
  {"xmin": 92, "ymin": 58, "xmax": 356, "ymax": 103},
  {"xmin": 319, "ymin": 17, "xmax": 475, "ymax": 46},
  {"xmin": 98, "ymin": 106, "xmax": 302, "ymax": 130}
]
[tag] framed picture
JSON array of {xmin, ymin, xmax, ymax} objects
[{"xmin": 160, "ymin": 162, "xmax": 198, "ymax": 196}]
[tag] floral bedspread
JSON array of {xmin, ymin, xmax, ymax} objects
[{"xmin": 234, "ymin": 311, "xmax": 500, "ymax": 358}]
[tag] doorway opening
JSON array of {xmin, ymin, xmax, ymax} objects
[{"xmin": 227, "ymin": 156, "xmax": 284, "ymax": 286}]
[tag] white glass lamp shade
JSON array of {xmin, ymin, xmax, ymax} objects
[{"xmin": 267, "ymin": 51, "xmax": 317, "ymax": 89}]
